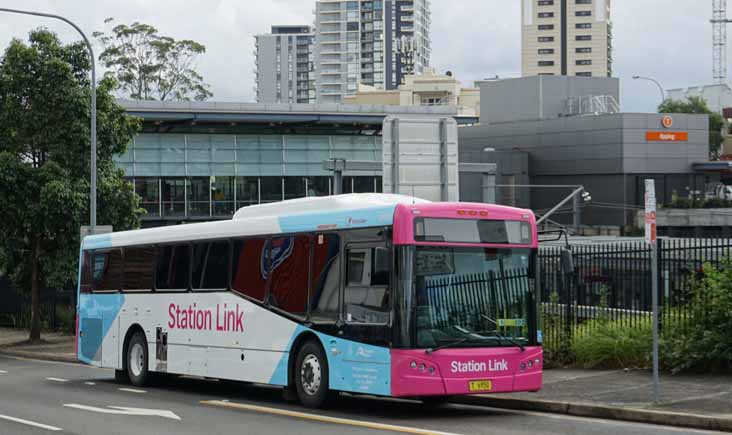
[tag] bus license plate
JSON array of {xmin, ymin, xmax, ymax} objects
[{"xmin": 468, "ymin": 380, "xmax": 492, "ymax": 392}]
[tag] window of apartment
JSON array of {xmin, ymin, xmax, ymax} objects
[
  {"xmin": 576, "ymin": 72, "xmax": 592, "ymax": 77},
  {"xmin": 538, "ymin": 0, "xmax": 554, "ymax": 5},
  {"xmin": 538, "ymin": 24, "xmax": 554, "ymax": 30},
  {"xmin": 576, "ymin": 35, "xmax": 592, "ymax": 41},
  {"xmin": 346, "ymin": 1, "xmax": 358, "ymax": 9},
  {"xmin": 576, "ymin": 23, "xmax": 592, "ymax": 29},
  {"xmin": 538, "ymin": 73, "xmax": 555, "ymax": 76},
  {"xmin": 538, "ymin": 48, "xmax": 555, "ymax": 54},
  {"xmin": 576, "ymin": 59, "xmax": 592, "ymax": 66},
  {"xmin": 538, "ymin": 61, "xmax": 555, "ymax": 67},
  {"xmin": 575, "ymin": 10, "xmax": 592, "ymax": 16},
  {"xmin": 347, "ymin": 22, "xmax": 359, "ymax": 31},
  {"xmin": 538, "ymin": 12, "xmax": 554, "ymax": 18},
  {"xmin": 575, "ymin": 0, "xmax": 592, "ymax": 4},
  {"xmin": 538, "ymin": 36, "xmax": 555, "ymax": 42},
  {"xmin": 576, "ymin": 47, "xmax": 592, "ymax": 53}
]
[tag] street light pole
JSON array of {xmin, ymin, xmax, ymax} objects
[
  {"xmin": 633, "ymin": 75, "xmax": 666, "ymax": 107},
  {"xmin": 0, "ymin": 8, "xmax": 97, "ymax": 235}
]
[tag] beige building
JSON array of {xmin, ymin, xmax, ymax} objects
[
  {"xmin": 521, "ymin": 0, "xmax": 612, "ymax": 78},
  {"xmin": 342, "ymin": 68, "xmax": 480, "ymax": 117}
]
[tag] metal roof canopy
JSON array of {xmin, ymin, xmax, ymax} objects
[
  {"xmin": 692, "ymin": 161, "xmax": 732, "ymax": 172},
  {"xmin": 119, "ymin": 99, "xmax": 479, "ymax": 126}
]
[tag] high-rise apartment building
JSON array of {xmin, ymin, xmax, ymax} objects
[
  {"xmin": 254, "ymin": 25, "xmax": 315, "ymax": 103},
  {"xmin": 521, "ymin": 0, "xmax": 612, "ymax": 78},
  {"xmin": 314, "ymin": 0, "xmax": 431, "ymax": 103}
]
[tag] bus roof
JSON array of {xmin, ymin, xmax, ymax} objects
[{"xmin": 82, "ymin": 194, "xmax": 429, "ymax": 250}]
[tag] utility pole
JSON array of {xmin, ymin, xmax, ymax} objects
[{"xmin": 0, "ymin": 8, "xmax": 97, "ymax": 235}]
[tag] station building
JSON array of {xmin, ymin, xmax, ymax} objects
[
  {"xmin": 459, "ymin": 76, "xmax": 712, "ymax": 231},
  {"xmin": 115, "ymin": 100, "xmax": 477, "ymax": 227}
]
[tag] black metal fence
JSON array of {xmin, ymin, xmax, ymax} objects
[
  {"xmin": 539, "ymin": 238, "xmax": 732, "ymax": 353},
  {"xmin": 0, "ymin": 277, "xmax": 75, "ymax": 333}
]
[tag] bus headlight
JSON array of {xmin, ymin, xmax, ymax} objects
[{"xmin": 410, "ymin": 361, "xmax": 417, "ymax": 369}]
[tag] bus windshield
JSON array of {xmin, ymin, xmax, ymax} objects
[{"xmin": 414, "ymin": 246, "xmax": 535, "ymax": 349}]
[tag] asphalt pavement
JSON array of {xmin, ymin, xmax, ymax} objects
[{"xmin": 0, "ymin": 355, "xmax": 727, "ymax": 435}]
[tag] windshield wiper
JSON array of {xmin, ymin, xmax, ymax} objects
[
  {"xmin": 425, "ymin": 338, "xmax": 470, "ymax": 354},
  {"xmin": 480, "ymin": 315, "xmax": 526, "ymax": 352}
]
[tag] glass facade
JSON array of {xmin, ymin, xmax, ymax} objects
[
  {"xmin": 118, "ymin": 133, "xmax": 384, "ymax": 221},
  {"xmin": 132, "ymin": 175, "xmax": 382, "ymax": 219}
]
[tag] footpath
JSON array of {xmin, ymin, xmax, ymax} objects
[{"xmin": 1, "ymin": 328, "xmax": 730, "ymax": 432}]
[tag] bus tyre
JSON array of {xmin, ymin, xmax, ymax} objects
[
  {"xmin": 294, "ymin": 341, "xmax": 330, "ymax": 408},
  {"xmin": 126, "ymin": 331, "xmax": 149, "ymax": 387}
]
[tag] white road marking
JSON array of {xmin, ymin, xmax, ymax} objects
[
  {"xmin": 84, "ymin": 382, "xmax": 96, "ymax": 386},
  {"xmin": 201, "ymin": 400, "xmax": 463, "ymax": 435},
  {"xmin": 0, "ymin": 414, "xmax": 62, "ymax": 431},
  {"xmin": 45, "ymin": 377, "xmax": 69, "ymax": 382},
  {"xmin": 64, "ymin": 404, "xmax": 180, "ymax": 421},
  {"xmin": 0, "ymin": 370, "xmax": 7, "ymax": 373},
  {"xmin": 118, "ymin": 387, "xmax": 146, "ymax": 394}
]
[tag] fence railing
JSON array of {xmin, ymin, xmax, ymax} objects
[
  {"xmin": 0, "ymin": 282, "xmax": 75, "ymax": 333},
  {"xmin": 539, "ymin": 238, "xmax": 732, "ymax": 353}
]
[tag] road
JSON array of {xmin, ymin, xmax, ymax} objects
[{"xmin": 0, "ymin": 355, "xmax": 724, "ymax": 435}]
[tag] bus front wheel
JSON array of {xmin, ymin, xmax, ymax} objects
[
  {"xmin": 126, "ymin": 331, "xmax": 149, "ymax": 387},
  {"xmin": 294, "ymin": 340, "xmax": 330, "ymax": 408}
]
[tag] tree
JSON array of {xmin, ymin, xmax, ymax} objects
[
  {"xmin": 0, "ymin": 29, "xmax": 142, "ymax": 343},
  {"xmin": 658, "ymin": 96, "xmax": 724, "ymax": 158},
  {"xmin": 94, "ymin": 18, "xmax": 213, "ymax": 101}
]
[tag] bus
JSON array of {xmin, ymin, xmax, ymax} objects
[{"xmin": 76, "ymin": 194, "xmax": 542, "ymax": 408}]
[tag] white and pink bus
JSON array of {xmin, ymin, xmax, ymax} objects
[{"xmin": 77, "ymin": 194, "xmax": 542, "ymax": 408}]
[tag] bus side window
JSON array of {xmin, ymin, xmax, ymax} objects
[
  {"xmin": 93, "ymin": 249, "xmax": 123, "ymax": 292},
  {"xmin": 310, "ymin": 233, "xmax": 340, "ymax": 323},
  {"xmin": 268, "ymin": 235, "xmax": 309, "ymax": 319},
  {"xmin": 155, "ymin": 244, "xmax": 190, "ymax": 291},
  {"xmin": 123, "ymin": 246, "xmax": 156, "ymax": 292},
  {"xmin": 344, "ymin": 246, "xmax": 390, "ymax": 324},
  {"xmin": 231, "ymin": 238, "xmax": 268, "ymax": 302},
  {"xmin": 192, "ymin": 241, "xmax": 229, "ymax": 291},
  {"xmin": 80, "ymin": 251, "xmax": 93, "ymax": 293}
]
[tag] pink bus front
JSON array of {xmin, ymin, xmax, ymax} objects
[{"xmin": 389, "ymin": 202, "xmax": 541, "ymax": 398}]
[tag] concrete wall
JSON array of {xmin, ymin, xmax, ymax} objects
[{"xmin": 478, "ymin": 76, "xmax": 619, "ymax": 124}]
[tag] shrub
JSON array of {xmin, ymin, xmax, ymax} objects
[
  {"xmin": 572, "ymin": 317, "xmax": 652, "ymax": 369},
  {"xmin": 661, "ymin": 259, "xmax": 732, "ymax": 374}
]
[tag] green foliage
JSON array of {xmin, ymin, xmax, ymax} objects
[
  {"xmin": 658, "ymin": 96, "xmax": 724, "ymax": 158},
  {"xmin": 94, "ymin": 18, "xmax": 213, "ymax": 101},
  {"xmin": 668, "ymin": 189, "xmax": 732, "ymax": 209},
  {"xmin": 661, "ymin": 259, "xmax": 732, "ymax": 374},
  {"xmin": 572, "ymin": 317, "xmax": 653, "ymax": 369},
  {"xmin": 0, "ymin": 29, "xmax": 142, "ymax": 342}
]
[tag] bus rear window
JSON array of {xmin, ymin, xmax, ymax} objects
[{"xmin": 414, "ymin": 218, "xmax": 532, "ymax": 245}]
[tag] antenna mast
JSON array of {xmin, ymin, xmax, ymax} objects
[{"xmin": 712, "ymin": 0, "xmax": 732, "ymax": 84}]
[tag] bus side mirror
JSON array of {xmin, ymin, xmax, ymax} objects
[{"xmin": 560, "ymin": 249, "xmax": 575, "ymax": 275}]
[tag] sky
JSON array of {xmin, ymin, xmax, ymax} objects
[{"xmin": 0, "ymin": 0, "xmax": 720, "ymax": 112}]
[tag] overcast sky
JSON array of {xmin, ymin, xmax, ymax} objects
[{"xmin": 0, "ymin": 1, "xmax": 719, "ymax": 112}]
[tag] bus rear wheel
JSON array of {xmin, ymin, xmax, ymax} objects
[
  {"xmin": 126, "ymin": 331, "xmax": 149, "ymax": 387},
  {"xmin": 294, "ymin": 340, "xmax": 330, "ymax": 408}
]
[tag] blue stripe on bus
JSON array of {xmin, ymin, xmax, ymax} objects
[
  {"xmin": 77, "ymin": 293, "xmax": 125, "ymax": 364},
  {"xmin": 82, "ymin": 234, "xmax": 113, "ymax": 251},
  {"xmin": 270, "ymin": 326, "xmax": 391, "ymax": 396},
  {"xmin": 278, "ymin": 205, "xmax": 396, "ymax": 234}
]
